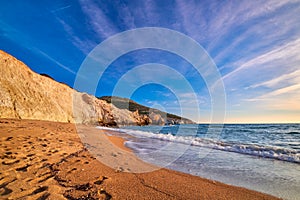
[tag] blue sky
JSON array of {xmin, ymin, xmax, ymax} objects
[{"xmin": 1, "ymin": 0, "xmax": 300, "ymax": 123}]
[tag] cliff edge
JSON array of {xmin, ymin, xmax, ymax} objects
[{"xmin": 0, "ymin": 50, "xmax": 194, "ymax": 126}]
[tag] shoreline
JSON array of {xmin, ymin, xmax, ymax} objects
[
  {"xmin": 104, "ymin": 132, "xmax": 132, "ymax": 153},
  {"xmin": 0, "ymin": 118, "xmax": 281, "ymax": 199}
]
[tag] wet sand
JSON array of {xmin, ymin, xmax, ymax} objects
[
  {"xmin": 105, "ymin": 134, "xmax": 132, "ymax": 153},
  {"xmin": 0, "ymin": 119, "xmax": 281, "ymax": 199}
]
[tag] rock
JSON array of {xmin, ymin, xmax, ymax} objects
[
  {"xmin": 0, "ymin": 50, "xmax": 128, "ymax": 125},
  {"xmin": 149, "ymin": 112, "xmax": 165, "ymax": 125},
  {"xmin": 0, "ymin": 50, "xmax": 195, "ymax": 126}
]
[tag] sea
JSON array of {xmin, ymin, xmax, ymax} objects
[{"xmin": 98, "ymin": 124, "xmax": 300, "ymax": 200}]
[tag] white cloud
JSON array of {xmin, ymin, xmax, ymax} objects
[
  {"xmin": 142, "ymin": 0, "xmax": 160, "ymax": 26},
  {"xmin": 206, "ymin": 0, "xmax": 298, "ymax": 52},
  {"xmin": 56, "ymin": 18, "xmax": 96, "ymax": 54},
  {"xmin": 258, "ymin": 84, "xmax": 300, "ymax": 99},
  {"xmin": 116, "ymin": 2, "xmax": 136, "ymax": 29},
  {"xmin": 244, "ymin": 83, "xmax": 300, "ymax": 112},
  {"xmin": 175, "ymin": 0, "xmax": 295, "ymax": 47},
  {"xmin": 250, "ymin": 69, "xmax": 300, "ymax": 89},
  {"xmin": 222, "ymin": 38, "xmax": 300, "ymax": 81},
  {"xmin": 79, "ymin": 0, "xmax": 118, "ymax": 39}
]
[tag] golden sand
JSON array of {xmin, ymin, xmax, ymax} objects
[{"xmin": 0, "ymin": 119, "xmax": 281, "ymax": 199}]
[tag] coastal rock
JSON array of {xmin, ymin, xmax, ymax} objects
[
  {"xmin": 149, "ymin": 112, "xmax": 165, "ymax": 126},
  {"xmin": 100, "ymin": 96, "xmax": 195, "ymax": 125},
  {"xmin": 0, "ymin": 50, "xmax": 194, "ymax": 126},
  {"xmin": 0, "ymin": 50, "xmax": 118, "ymax": 125},
  {"xmin": 0, "ymin": 51, "xmax": 73, "ymax": 123}
]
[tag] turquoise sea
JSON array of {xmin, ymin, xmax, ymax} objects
[{"xmin": 98, "ymin": 124, "xmax": 300, "ymax": 200}]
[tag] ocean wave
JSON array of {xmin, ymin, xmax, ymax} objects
[
  {"xmin": 96, "ymin": 126, "xmax": 300, "ymax": 164},
  {"xmin": 287, "ymin": 131, "xmax": 300, "ymax": 134},
  {"xmin": 96, "ymin": 126, "xmax": 124, "ymax": 132}
]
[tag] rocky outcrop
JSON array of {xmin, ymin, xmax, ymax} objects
[
  {"xmin": 1, "ymin": 51, "xmax": 73, "ymax": 122},
  {"xmin": 149, "ymin": 112, "xmax": 165, "ymax": 125},
  {"xmin": 0, "ymin": 50, "xmax": 194, "ymax": 126},
  {"xmin": 100, "ymin": 96, "xmax": 195, "ymax": 125}
]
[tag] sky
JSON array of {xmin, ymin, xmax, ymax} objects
[{"xmin": 1, "ymin": 0, "xmax": 300, "ymax": 123}]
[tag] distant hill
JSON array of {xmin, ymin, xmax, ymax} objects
[{"xmin": 99, "ymin": 96, "xmax": 195, "ymax": 125}]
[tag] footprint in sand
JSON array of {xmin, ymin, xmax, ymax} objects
[
  {"xmin": 30, "ymin": 186, "xmax": 48, "ymax": 195},
  {"xmin": 0, "ymin": 186, "xmax": 13, "ymax": 196},
  {"xmin": 0, "ymin": 179, "xmax": 16, "ymax": 196},
  {"xmin": 26, "ymin": 178, "xmax": 33, "ymax": 182},
  {"xmin": 2, "ymin": 160, "xmax": 20, "ymax": 165},
  {"xmin": 16, "ymin": 164, "xmax": 31, "ymax": 172},
  {"xmin": 5, "ymin": 137, "xmax": 13, "ymax": 141},
  {"xmin": 67, "ymin": 167, "xmax": 77, "ymax": 173},
  {"xmin": 1, "ymin": 154, "xmax": 16, "ymax": 160},
  {"xmin": 36, "ymin": 171, "xmax": 54, "ymax": 184},
  {"xmin": 94, "ymin": 176, "xmax": 108, "ymax": 185},
  {"xmin": 36, "ymin": 192, "xmax": 50, "ymax": 200}
]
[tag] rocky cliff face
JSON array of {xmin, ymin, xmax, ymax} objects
[
  {"xmin": 100, "ymin": 96, "xmax": 195, "ymax": 125},
  {"xmin": 1, "ymin": 50, "xmax": 73, "ymax": 122},
  {"xmin": 0, "ymin": 50, "xmax": 194, "ymax": 126}
]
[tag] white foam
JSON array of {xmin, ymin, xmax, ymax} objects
[
  {"xmin": 96, "ymin": 126, "xmax": 125, "ymax": 132},
  {"xmin": 96, "ymin": 126, "xmax": 300, "ymax": 163}
]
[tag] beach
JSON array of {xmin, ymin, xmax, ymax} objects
[{"xmin": 0, "ymin": 119, "xmax": 281, "ymax": 199}]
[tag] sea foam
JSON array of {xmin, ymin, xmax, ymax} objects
[{"xmin": 97, "ymin": 126, "xmax": 300, "ymax": 163}]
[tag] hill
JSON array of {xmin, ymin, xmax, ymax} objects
[{"xmin": 100, "ymin": 96, "xmax": 194, "ymax": 125}]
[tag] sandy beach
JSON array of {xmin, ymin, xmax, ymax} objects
[{"xmin": 0, "ymin": 119, "xmax": 281, "ymax": 199}]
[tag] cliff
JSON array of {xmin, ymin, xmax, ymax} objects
[
  {"xmin": 0, "ymin": 50, "xmax": 194, "ymax": 126},
  {"xmin": 100, "ymin": 96, "xmax": 195, "ymax": 125}
]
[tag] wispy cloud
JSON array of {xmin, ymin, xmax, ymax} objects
[
  {"xmin": 79, "ymin": 0, "xmax": 118, "ymax": 39},
  {"xmin": 214, "ymin": 13, "xmax": 299, "ymax": 68},
  {"xmin": 55, "ymin": 0, "xmax": 125, "ymax": 54},
  {"xmin": 174, "ymin": 0, "xmax": 300, "ymax": 75},
  {"xmin": 0, "ymin": 21, "xmax": 76, "ymax": 75},
  {"xmin": 221, "ymin": 37, "xmax": 300, "ymax": 115},
  {"xmin": 222, "ymin": 38, "xmax": 300, "ymax": 81},
  {"xmin": 205, "ymin": 0, "xmax": 295, "ymax": 51},
  {"xmin": 175, "ymin": 0, "xmax": 293, "ymax": 45},
  {"xmin": 250, "ymin": 69, "xmax": 300, "ymax": 89},
  {"xmin": 56, "ymin": 17, "xmax": 96, "ymax": 54},
  {"xmin": 174, "ymin": 0, "xmax": 207, "ymax": 41},
  {"xmin": 50, "ymin": 5, "xmax": 71, "ymax": 13},
  {"xmin": 249, "ymin": 84, "xmax": 300, "ymax": 100},
  {"xmin": 60, "ymin": 0, "xmax": 135, "ymax": 54},
  {"xmin": 245, "ymin": 83, "xmax": 300, "ymax": 111},
  {"xmin": 34, "ymin": 48, "xmax": 77, "ymax": 75},
  {"xmin": 116, "ymin": 1, "xmax": 136, "ymax": 29}
]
